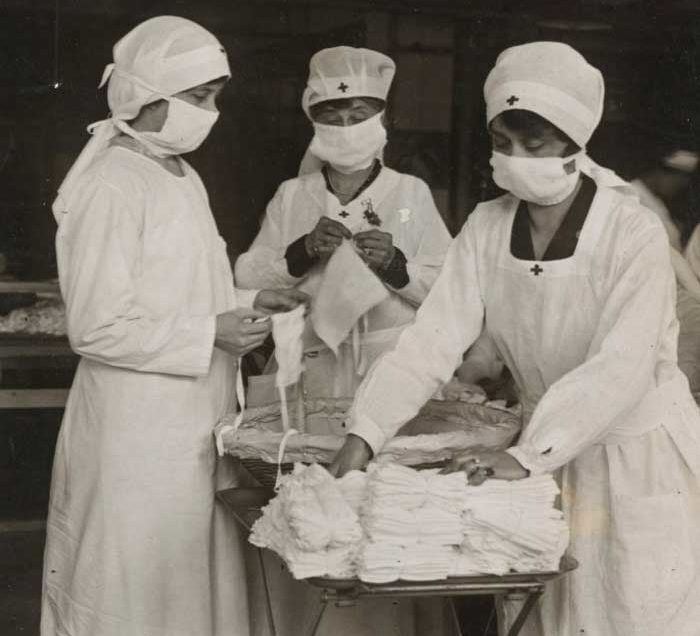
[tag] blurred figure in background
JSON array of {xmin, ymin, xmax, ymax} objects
[{"xmin": 631, "ymin": 149, "xmax": 700, "ymax": 393}]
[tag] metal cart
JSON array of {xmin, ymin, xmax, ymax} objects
[{"xmin": 217, "ymin": 486, "xmax": 577, "ymax": 636}]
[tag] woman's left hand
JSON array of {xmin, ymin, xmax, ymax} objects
[
  {"xmin": 254, "ymin": 289, "xmax": 311, "ymax": 315},
  {"xmin": 354, "ymin": 229, "xmax": 395, "ymax": 270},
  {"xmin": 441, "ymin": 449, "xmax": 529, "ymax": 485}
]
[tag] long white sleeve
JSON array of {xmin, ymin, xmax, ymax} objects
[
  {"xmin": 507, "ymin": 226, "xmax": 676, "ymax": 474},
  {"xmin": 58, "ymin": 177, "xmax": 216, "ymax": 377},
  {"xmin": 390, "ymin": 181, "xmax": 453, "ymax": 307},
  {"xmin": 349, "ymin": 220, "xmax": 485, "ymax": 454},
  {"xmin": 235, "ymin": 183, "xmax": 304, "ymax": 289}
]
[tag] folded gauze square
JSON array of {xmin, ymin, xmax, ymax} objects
[{"xmin": 311, "ymin": 239, "xmax": 389, "ymax": 354}]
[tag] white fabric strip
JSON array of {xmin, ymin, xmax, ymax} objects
[{"xmin": 275, "ymin": 428, "xmax": 299, "ymax": 489}]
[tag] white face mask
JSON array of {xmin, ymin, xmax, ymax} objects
[
  {"xmin": 139, "ymin": 97, "xmax": 219, "ymax": 156},
  {"xmin": 309, "ymin": 111, "xmax": 387, "ymax": 174},
  {"xmin": 490, "ymin": 151, "xmax": 583, "ymax": 205}
]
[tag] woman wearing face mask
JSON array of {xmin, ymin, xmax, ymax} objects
[
  {"xmin": 235, "ymin": 46, "xmax": 452, "ymax": 402},
  {"xmin": 42, "ymin": 17, "xmax": 307, "ymax": 636},
  {"xmin": 332, "ymin": 42, "xmax": 700, "ymax": 636}
]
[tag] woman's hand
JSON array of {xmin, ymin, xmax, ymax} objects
[
  {"xmin": 254, "ymin": 289, "xmax": 310, "ymax": 315},
  {"xmin": 215, "ymin": 308, "xmax": 271, "ymax": 357},
  {"xmin": 354, "ymin": 229, "xmax": 395, "ymax": 270},
  {"xmin": 441, "ymin": 448, "xmax": 529, "ymax": 485},
  {"xmin": 328, "ymin": 434, "xmax": 373, "ymax": 477},
  {"xmin": 305, "ymin": 217, "xmax": 352, "ymax": 259}
]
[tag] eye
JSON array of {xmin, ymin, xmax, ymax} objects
[
  {"xmin": 491, "ymin": 134, "xmax": 510, "ymax": 151},
  {"xmin": 525, "ymin": 139, "xmax": 545, "ymax": 151}
]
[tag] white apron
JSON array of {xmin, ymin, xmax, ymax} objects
[
  {"xmin": 348, "ymin": 180, "xmax": 700, "ymax": 636},
  {"xmin": 235, "ymin": 167, "xmax": 452, "ymax": 401},
  {"xmin": 42, "ymin": 146, "xmax": 256, "ymax": 636}
]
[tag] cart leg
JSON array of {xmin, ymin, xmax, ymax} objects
[
  {"xmin": 257, "ymin": 548, "xmax": 277, "ymax": 636},
  {"xmin": 506, "ymin": 589, "xmax": 543, "ymax": 636},
  {"xmin": 306, "ymin": 600, "xmax": 328, "ymax": 636},
  {"xmin": 447, "ymin": 598, "xmax": 464, "ymax": 636}
]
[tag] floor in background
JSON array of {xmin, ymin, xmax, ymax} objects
[{"xmin": 0, "ymin": 530, "xmax": 44, "ymax": 636}]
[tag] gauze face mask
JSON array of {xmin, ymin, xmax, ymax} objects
[
  {"xmin": 309, "ymin": 111, "xmax": 387, "ymax": 174},
  {"xmin": 490, "ymin": 151, "xmax": 583, "ymax": 205},
  {"xmin": 139, "ymin": 97, "xmax": 219, "ymax": 156}
]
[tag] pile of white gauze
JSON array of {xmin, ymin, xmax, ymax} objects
[
  {"xmin": 453, "ymin": 476, "xmax": 569, "ymax": 576},
  {"xmin": 358, "ymin": 464, "xmax": 465, "ymax": 582},
  {"xmin": 249, "ymin": 463, "xmax": 363, "ymax": 579},
  {"xmin": 249, "ymin": 462, "xmax": 568, "ymax": 582}
]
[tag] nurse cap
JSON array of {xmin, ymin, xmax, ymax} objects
[
  {"xmin": 484, "ymin": 42, "xmax": 605, "ymax": 148},
  {"xmin": 100, "ymin": 15, "xmax": 230, "ymax": 120},
  {"xmin": 302, "ymin": 46, "xmax": 395, "ymax": 118},
  {"xmin": 53, "ymin": 16, "xmax": 230, "ymax": 219}
]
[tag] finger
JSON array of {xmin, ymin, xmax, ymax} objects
[
  {"xmin": 468, "ymin": 468, "xmax": 489, "ymax": 486},
  {"xmin": 439, "ymin": 460, "xmax": 459, "ymax": 475},
  {"xmin": 286, "ymin": 290, "xmax": 311, "ymax": 303},
  {"xmin": 353, "ymin": 229, "xmax": 382, "ymax": 240},
  {"xmin": 325, "ymin": 219, "xmax": 352, "ymax": 238},
  {"xmin": 356, "ymin": 236, "xmax": 388, "ymax": 249},
  {"xmin": 241, "ymin": 320, "xmax": 272, "ymax": 336},
  {"xmin": 322, "ymin": 221, "xmax": 351, "ymax": 239},
  {"xmin": 236, "ymin": 308, "xmax": 270, "ymax": 321}
]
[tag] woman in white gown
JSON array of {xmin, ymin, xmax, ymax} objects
[
  {"xmin": 235, "ymin": 46, "xmax": 451, "ymax": 402},
  {"xmin": 41, "ymin": 17, "xmax": 306, "ymax": 636},
  {"xmin": 332, "ymin": 42, "xmax": 700, "ymax": 636}
]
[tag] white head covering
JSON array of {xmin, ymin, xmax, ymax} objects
[
  {"xmin": 298, "ymin": 46, "xmax": 395, "ymax": 175},
  {"xmin": 53, "ymin": 15, "xmax": 230, "ymax": 220},
  {"xmin": 302, "ymin": 46, "xmax": 395, "ymax": 118},
  {"xmin": 484, "ymin": 41, "xmax": 604, "ymax": 149},
  {"xmin": 484, "ymin": 41, "xmax": 632, "ymax": 193}
]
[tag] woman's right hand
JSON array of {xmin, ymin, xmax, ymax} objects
[
  {"xmin": 305, "ymin": 216, "xmax": 352, "ymax": 259},
  {"xmin": 214, "ymin": 308, "xmax": 271, "ymax": 357}
]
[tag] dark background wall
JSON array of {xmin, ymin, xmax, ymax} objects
[{"xmin": 2, "ymin": 0, "xmax": 700, "ymax": 279}]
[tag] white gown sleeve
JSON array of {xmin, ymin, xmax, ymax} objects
[
  {"xmin": 60, "ymin": 178, "xmax": 216, "ymax": 377},
  {"xmin": 507, "ymin": 225, "xmax": 677, "ymax": 475},
  {"xmin": 349, "ymin": 220, "xmax": 485, "ymax": 454},
  {"xmin": 234, "ymin": 182, "xmax": 305, "ymax": 289},
  {"xmin": 389, "ymin": 181, "xmax": 453, "ymax": 307}
]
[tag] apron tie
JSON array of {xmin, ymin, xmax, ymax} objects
[{"xmin": 275, "ymin": 429, "xmax": 299, "ymax": 490}]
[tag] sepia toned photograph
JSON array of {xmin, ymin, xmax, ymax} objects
[{"xmin": 1, "ymin": 1, "xmax": 700, "ymax": 635}]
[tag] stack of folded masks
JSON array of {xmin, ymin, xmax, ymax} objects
[
  {"xmin": 452, "ymin": 475, "xmax": 569, "ymax": 576},
  {"xmin": 358, "ymin": 464, "xmax": 466, "ymax": 582},
  {"xmin": 250, "ymin": 463, "xmax": 362, "ymax": 579},
  {"xmin": 251, "ymin": 463, "xmax": 568, "ymax": 582}
]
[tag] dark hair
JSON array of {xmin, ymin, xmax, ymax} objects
[
  {"xmin": 495, "ymin": 109, "xmax": 580, "ymax": 154},
  {"xmin": 309, "ymin": 96, "xmax": 385, "ymax": 119}
]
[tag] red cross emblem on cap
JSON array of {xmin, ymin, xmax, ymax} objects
[{"xmin": 338, "ymin": 82, "xmax": 349, "ymax": 93}]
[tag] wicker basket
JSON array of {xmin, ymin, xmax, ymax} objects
[{"xmin": 220, "ymin": 397, "xmax": 521, "ymax": 489}]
